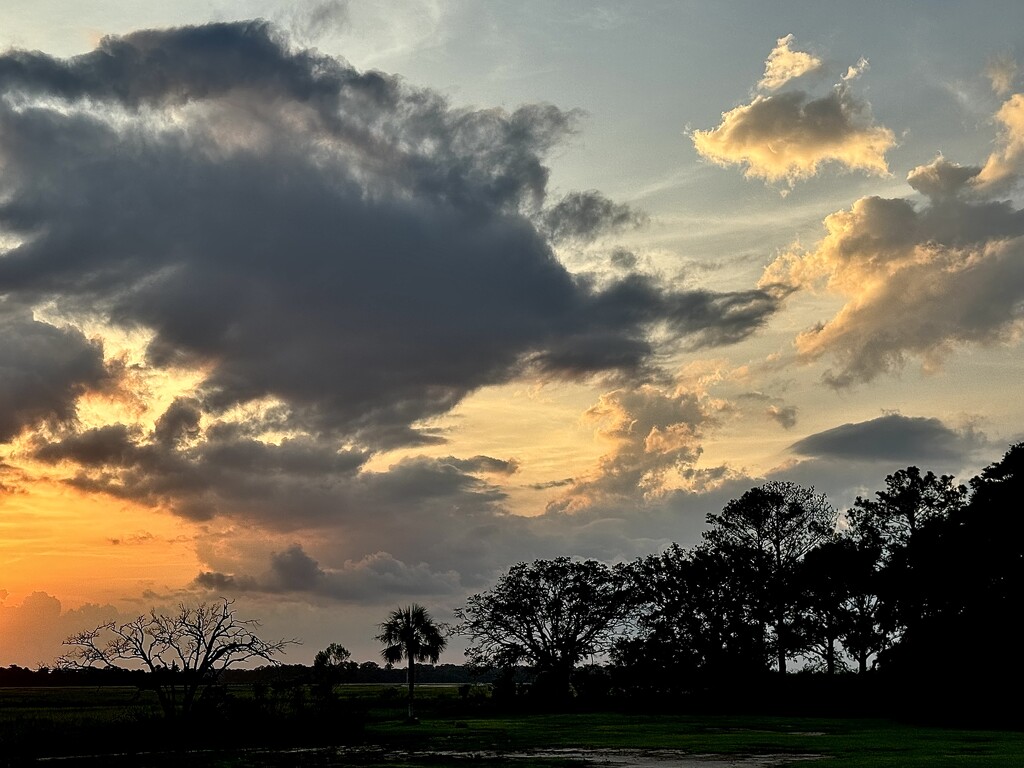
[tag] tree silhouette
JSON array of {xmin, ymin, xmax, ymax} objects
[
  {"xmin": 376, "ymin": 604, "xmax": 447, "ymax": 721},
  {"xmin": 457, "ymin": 557, "xmax": 632, "ymax": 699},
  {"xmin": 312, "ymin": 642, "xmax": 355, "ymax": 698},
  {"xmin": 704, "ymin": 481, "xmax": 836, "ymax": 674},
  {"xmin": 848, "ymin": 466, "xmax": 966, "ymax": 559},
  {"xmin": 58, "ymin": 599, "xmax": 294, "ymax": 720},
  {"xmin": 878, "ymin": 444, "xmax": 1024, "ymax": 722},
  {"xmin": 614, "ymin": 544, "xmax": 766, "ymax": 693},
  {"xmin": 793, "ymin": 539, "xmax": 859, "ymax": 674},
  {"xmin": 846, "ymin": 467, "xmax": 966, "ymax": 651}
]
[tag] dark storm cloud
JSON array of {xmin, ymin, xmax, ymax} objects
[
  {"xmin": 152, "ymin": 398, "xmax": 203, "ymax": 447},
  {"xmin": 270, "ymin": 544, "xmax": 325, "ymax": 590},
  {"xmin": 0, "ymin": 22, "xmax": 793, "ymax": 613},
  {"xmin": 533, "ymin": 274, "xmax": 786, "ymax": 376},
  {"xmin": 30, "ymin": 407, "xmax": 514, "ymax": 585},
  {"xmin": 0, "ymin": 21, "xmax": 783, "ymax": 450},
  {"xmin": 0, "ymin": 306, "xmax": 107, "ymax": 441},
  {"xmin": 789, "ymin": 414, "xmax": 981, "ymax": 463},
  {"xmin": 33, "ymin": 417, "xmax": 370, "ymax": 523}
]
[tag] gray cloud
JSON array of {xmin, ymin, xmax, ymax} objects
[
  {"xmin": 0, "ymin": 21, "xmax": 782, "ymax": 450},
  {"xmin": 738, "ymin": 391, "xmax": 798, "ymax": 429},
  {"xmin": 0, "ymin": 306, "xmax": 107, "ymax": 441},
  {"xmin": 766, "ymin": 404, "xmax": 798, "ymax": 429},
  {"xmin": 609, "ymin": 248, "xmax": 638, "ymax": 270},
  {"xmin": 195, "ymin": 545, "xmax": 464, "ymax": 604},
  {"xmin": 442, "ymin": 455, "xmax": 519, "ymax": 475},
  {"xmin": 0, "ymin": 21, "xmax": 792, "ymax": 616},
  {"xmin": 31, "ymin": 409, "xmax": 526, "ymax": 587},
  {"xmin": 789, "ymin": 413, "xmax": 982, "ymax": 464},
  {"xmin": 541, "ymin": 190, "xmax": 646, "ymax": 243}
]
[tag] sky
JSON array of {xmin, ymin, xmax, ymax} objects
[{"xmin": 1, "ymin": 0, "xmax": 1023, "ymax": 667}]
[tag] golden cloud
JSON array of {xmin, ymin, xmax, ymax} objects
[
  {"xmin": 975, "ymin": 93, "xmax": 1024, "ymax": 194},
  {"xmin": 693, "ymin": 89, "xmax": 894, "ymax": 184},
  {"xmin": 693, "ymin": 36, "xmax": 893, "ymax": 185},
  {"xmin": 758, "ymin": 34, "xmax": 822, "ymax": 91},
  {"xmin": 762, "ymin": 152, "xmax": 1024, "ymax": 386}
]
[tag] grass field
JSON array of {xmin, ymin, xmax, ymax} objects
[{"xmin": 1, "ymin": 685, "xmax": 1022, "ymax": 767}]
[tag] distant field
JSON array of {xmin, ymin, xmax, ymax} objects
[{"xmin": 2, "ymin": 686, "xmax": 1023, "ymax": 767}]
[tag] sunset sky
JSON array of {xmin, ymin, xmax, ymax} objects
[{"xmin": 2, "ymin": 0, "xmax": 1023, "ymax": 666}]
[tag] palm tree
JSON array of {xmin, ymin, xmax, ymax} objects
[{"xmin": 376, "ymin": 604, "xmax": 447, "ymax": 721}]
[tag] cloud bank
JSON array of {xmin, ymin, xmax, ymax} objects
[
  {"xmin": 0, "ymin": 21, "xmax": 781, "ymax": 450},
  {"xmin": 0, "ymin": 21, "xmax": 793, "ymax": 607}
]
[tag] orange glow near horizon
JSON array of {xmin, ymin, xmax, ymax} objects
[{"xmin": 0, "ymin": 474, "xmax": 201, "ymax": 609}]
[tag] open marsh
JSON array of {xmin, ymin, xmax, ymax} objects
[{"xmin": 3, "ymin": 687, "xmax": 1023, "ymax": 767}]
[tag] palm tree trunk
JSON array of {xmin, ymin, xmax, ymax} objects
[{"xmin": 407, "ymin": 656, "xmax": 416, "ymax": 720}]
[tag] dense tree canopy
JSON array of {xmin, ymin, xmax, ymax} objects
[
  {"xmin": 456, "ymin": 557, "xmax": 632, "ymax": 696},
  {"xmin": 613, "ymin": 544, "xmax": 765, "ymax": 691},
  {"xmin": 703, "ymin": 481, "xmax": 836, "ymax": 673}
]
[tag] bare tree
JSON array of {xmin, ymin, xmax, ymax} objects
[{"xmin": 58, "ymin": 599, "xmax": 296, "ymax": 719}]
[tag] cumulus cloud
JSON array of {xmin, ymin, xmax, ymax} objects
[
  {"xmin": 0, "ymin": 592, "xmax": 120, "ymax": 667},
  {"xmin": 693, "ymin": 36, "xmax": 893, "ymax": 184},
  {"xmin": 762, "ymin": 151, "xmax": 1024, "ymax": 386},
  {"xmin": 975, "ymin": 93, "xmax": 1024, "ymax": 194},
  {"xmin": 758, "ymin": 34, "xmax": 822, "ymax": 91},
  {"xmin": 549, "ymin": 379, "xmax": 729, "ymax": 512},
  {"xmin": 790, "ymin": 413, "xmax": 983, "ymax": 464}
]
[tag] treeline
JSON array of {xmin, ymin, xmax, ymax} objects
[
  {"xmin": 0, "ymin": 662, "xmax": 493, "ymax": 687},
  {"xmin": 10, "ymin": 442, "xmax": 1021, "ymax": 728},
  {"xmin": 456, "ymin": 442, "xmax": 1024, "ymax": 724}
]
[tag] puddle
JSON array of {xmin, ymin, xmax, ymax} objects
[
  {"xmin": 354, "ymin": 747, "xmax": 823, "ymax": 767},
  {"xmin": 36, "ymin": 745, "xmax": 823, "ymax": 766}
]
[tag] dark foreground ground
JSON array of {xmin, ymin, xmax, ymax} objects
[{"xmin": 2, "ymin": 684, "xmax": 1022, "ymax": 767}]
